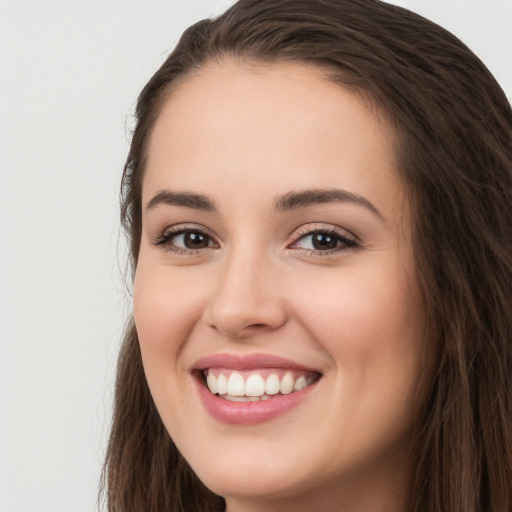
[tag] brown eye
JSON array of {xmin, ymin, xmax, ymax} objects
[
  {"xmin": 310, "ymin": 232, "xmax": 339, "ymax": 250},
  {"xmin": 182, "ymin": 231, "xmax": 210, "ymax": 249},
  {"xmin": 292, "ymin": 229, "xmax": 357, "ymax": 253},
  {"xmin": 154, "ymin": 228, "xmax": 218, "ymax": 253}
]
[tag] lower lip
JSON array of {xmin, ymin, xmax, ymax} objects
[{"xmin": 195, "ymin": 376, "xmax": 319, "ymax": 425}]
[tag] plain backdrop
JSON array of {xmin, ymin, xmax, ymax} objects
[{"xmin": 0, "ymin": 1, "xmax": 510, "ymax": 511}]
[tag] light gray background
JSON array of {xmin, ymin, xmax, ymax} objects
[{"xmin": 0, "ymin": 1, "xmax": 510, "ymax": 511}]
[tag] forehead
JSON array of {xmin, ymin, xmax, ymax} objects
[{"xmin": 143, "ymin": 60, "xmax": 404, "ymax": 217}]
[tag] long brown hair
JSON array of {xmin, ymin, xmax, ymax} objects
[{"xmin": 100, "ymin": 1, "xmax": 512, "ymax": 510}]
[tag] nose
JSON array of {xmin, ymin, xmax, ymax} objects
[{"xmin": 202, "ymin": 248, "xmax": 288, "ymax": 338}]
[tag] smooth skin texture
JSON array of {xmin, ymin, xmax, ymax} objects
[{"xmin": 134, "ymin": 61, "xmax": 425, "ymax": 512}]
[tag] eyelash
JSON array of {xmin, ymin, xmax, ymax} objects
[
  {"xmin": 290, "ymin": 226, "xmax": 358, "ymax": 255},
  {"xmin": 153, "ymin": 225, "xmax": 218, "ymax": 255},
  {"xmin": 152, "ymin": 224, "xmax": 358, "ymax": 256}
]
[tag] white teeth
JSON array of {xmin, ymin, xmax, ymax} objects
[
  {"xmin": 294, "ymin": 375, "xmax": 307, "ymax": 391},
  {"xmin": 223, "ymin": 395, "xmax": 261, "ymax": 402},
  {"xmin": 280, "ymin": 372, "xmax": 294, "ymax": 394},
  {"xmin": 245, "ymin": 374, "xmax": 266, "ymax": 397},
  {"xmin": 227, "ymin": 372, "xmax": 245, "ymax": 396},
  {"xmin": 217, "ymin": 374, "xmax": 228, "ymax": 395},
  {"xmin": 265, "ymin": 374, "xmax": 281, "ymax": 395},
  {"xmin": 206, "ymin": 372, "xmax": 218, "ymax": 394},
  {"xmin": 204, "ymin": 369, "xmax": 318, "ymax": 398}
]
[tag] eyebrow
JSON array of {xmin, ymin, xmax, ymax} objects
[
  {"xmin": 146, "ymin": 187, "xmax": 383, "ymax": 220},
  {"xmin": 274, "ymin": 189, "xmax": 384, "ymax": 220},
  {"xmin": 146, "ymin": 190, "xmax": 216, "ymax": 211}
]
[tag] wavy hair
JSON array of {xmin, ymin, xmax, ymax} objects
[{"xmin": 101, "ymin": 1, "xmax": 512, "ymax": 510}]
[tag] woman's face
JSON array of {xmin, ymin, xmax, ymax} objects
[{"xmin": 134, "ymin": 61, "xmax": 425, "ymax": 511}]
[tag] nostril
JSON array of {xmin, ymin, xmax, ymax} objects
[
  {"xmin": 203, "ymin": 294, "xmax": 288, "ymax": 337},
  {"xmin": 208, "ymin": 322, "xmax": 272, "ymax": 334}
]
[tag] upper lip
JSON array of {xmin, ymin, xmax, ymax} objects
[{"xmin": 192, "ymin": 353, "xmax": 321, "ymax": 373}]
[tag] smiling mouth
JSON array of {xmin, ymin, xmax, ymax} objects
[{"xmin": 202, "ymin": 368, "xmax": 321, "ymax": 402}]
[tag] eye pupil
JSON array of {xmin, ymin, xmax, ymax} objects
[
  {"xmin": 184, "ymin": 232, "xmax": 209, "ymax": 249},
  {"xmin": 312, "ymin": 233, "xmax": 337, "ymax": 250}
]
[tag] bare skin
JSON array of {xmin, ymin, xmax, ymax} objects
[{"xmin": 134, "ymin": 60, "xmax": 423, "ymax": 512}]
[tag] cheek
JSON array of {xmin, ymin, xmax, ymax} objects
[
  {"xmin": 294, "ymin": 263, "xmax": 418, "ymax": 347},
  {"xmin": 291, "ymin": 263, "xmax": 423, "ymax": 448},
  {"xmin": 133, "ymin": 263, "xmax": 206, "ymax": 376},
  {"xmin": 289, "ymin": 261, "xmax": 423, "ymax": 412}
]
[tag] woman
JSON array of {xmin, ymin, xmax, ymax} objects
[{"xmin": 101, "ymin": 0, "xmax": 512, "ymax": 511}]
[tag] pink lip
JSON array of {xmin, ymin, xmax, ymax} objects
[
  {"xmin": 192, "ymin": 353, "xmax": 321, "ymax": 425},
  {"xmin": 193, "ymin": 353, "xmax": 318, "ymax": 372}
]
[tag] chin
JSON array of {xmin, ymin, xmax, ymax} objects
[{"xmin": 199, "ymin": 466, "xmax": 312, "ymax": 504}]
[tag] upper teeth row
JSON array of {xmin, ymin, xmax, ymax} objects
[{"xmin": 205, "ymin": 371, "xmax": 314, "ymax": 397}]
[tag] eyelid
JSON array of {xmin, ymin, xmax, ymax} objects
[{"xmin": 294, "ymin": 222, "xmax": 348, "ymax": 236}]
